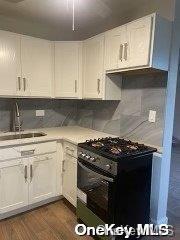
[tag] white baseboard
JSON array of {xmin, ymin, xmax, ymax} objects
[{"xmin": 0, "ymin": 195, "xmax": 63, "ymax": 220}]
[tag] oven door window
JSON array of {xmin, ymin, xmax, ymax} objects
[{"xmin": 77, "ymin": 160, "xmax": 115, "ymax": 223}]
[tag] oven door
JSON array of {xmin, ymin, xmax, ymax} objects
[{"xmin": 77, "ymin": 159, "xmax": 116, "ymax": 223}]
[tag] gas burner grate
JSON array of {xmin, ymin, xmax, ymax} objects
[{"xmin": 86, "ymin": 137, "xmax": 150, "ymax": 156}]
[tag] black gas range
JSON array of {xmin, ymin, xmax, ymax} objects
[{"xmin": 76, "ymin": 137, "xmax": 157, "ymax": 240}]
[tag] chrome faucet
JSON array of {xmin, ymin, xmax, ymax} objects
[{"xmin": 10, "ymin": 101, "xmax": 22, "ymax": 132}]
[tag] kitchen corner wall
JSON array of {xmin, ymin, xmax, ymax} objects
[
  {"xmin": 76, "ymin": 72, "xmax": 167, "ymax": 147},
  {"xmin": 0, "ymin": 72, "xmax": 167, "ymax": 147}
]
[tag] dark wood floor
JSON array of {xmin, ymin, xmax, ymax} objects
[
  {"xmin": 1, "ymin": 200, "xmax": 179, "ymax": 240},
  {"xmin": 0, "ymin": 200, "xmax": 92, "ymax": 240}
]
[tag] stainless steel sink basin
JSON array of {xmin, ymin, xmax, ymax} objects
[{"xmin": 0, "ymin": 132, "xmax": 47, "ymax": 141}]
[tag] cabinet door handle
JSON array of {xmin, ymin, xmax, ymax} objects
[
  {"xmin": 124, "ymin": 43, "xmax": 128, "ymax": 61},
  {"xmin": 24, "ymin": 165, "xmax": 28, "ymax": 182},
  {"xmin": 62, "ymin": 160, "xmax": 65, "ymax": 172},
  {"xmin": 18, "ymin": 77, "xmax": 21, "ymax": 91},
  {"xmin": 119, "ymin": 44, "xmax": 123, "ymax": 61},
  {"xmin": 97, "ymin": 79, "xmax": 101, "ymax": 94},
  {"xmin": 30, "ymin": 164, "xmax": 33, "ymax": 182},
  {"xmin": 23, "ymin": 78, "xmax": 26, "ymax": 91},
  {"xmin": 75, "ymin": 80, "xmax": 77, "ymax": 93}
]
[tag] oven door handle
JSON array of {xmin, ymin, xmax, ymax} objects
[{"xmin": 78, "ymin": 161, "xmax": 114, "ymax": 183}]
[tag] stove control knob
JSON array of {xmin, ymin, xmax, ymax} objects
[
  {"xmin": 105, "ymin": 164, "xmax": 111, "ymax": 170},
  {"xmin": 90, "ymin": 157, "xmax": 96, "ymax": 162},
  {"xmin": 85, "ymin": 155, "xmax": 91, "ymax": 160}
]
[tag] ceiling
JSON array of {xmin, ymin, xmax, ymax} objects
[{"xmin": 0, "ymin": 0, "xmax": 175, "ymax": 40}]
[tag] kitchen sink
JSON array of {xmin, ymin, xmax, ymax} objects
[{"xmin": 0, "ymin": 132, "xmax": 47, "ymax": 141}]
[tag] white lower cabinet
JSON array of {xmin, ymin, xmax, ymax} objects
[
  {"xmin": 62, "ymin": 142, "xmax": 77, "ymax": 207},
  {"xmin": 0, "ymin": 158, "xmax": 29, "ymax": 214},
  {"xmin": 0, "ymin": 139, "xmax": 79, "ymax": 216},
  {"xmin": 0, "ymin": 142, "xmax": 59, "ymax": 217},
  {"xmin": 29, "ymin": 153, "xmax": 57, "ymax": 204}
]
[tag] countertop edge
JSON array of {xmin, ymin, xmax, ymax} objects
[{"xmin": 0, "ymin": 126, "xmax": 163, "ymax": 154}]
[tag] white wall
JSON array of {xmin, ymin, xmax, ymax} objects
[
  {"xmin": 154, "ymin": 0, "xmax": 180, "ymax": 225},
  {"xmin": 173, "ymin": 68, "xmax": 180, "ymax": 139}
]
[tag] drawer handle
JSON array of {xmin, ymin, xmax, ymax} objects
[{"xmin": 21, "ymin": 149, "xmax": 35, "ymax": 156}]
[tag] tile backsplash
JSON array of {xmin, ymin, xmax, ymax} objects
[
  {"xmin": 0, "ymin": 72, "xmax": 167, "ymax": 147},
  {"xmin": 77, "ymin": 72, "xmax": 167, "ymax": 147},
  {"xmin": 0, "ymin": 99, "xmax": 78, "ymax": 131}
]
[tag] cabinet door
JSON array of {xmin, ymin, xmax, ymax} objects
[
  {"xmin": 62, "ymin": 154, "xmax": 77, "ymax": 207},
  {"xmin": 0, "ymin": 159, "xmax": 29, "ymax": 213},
  {"xmin": 21, "ymin": 36, "xmax": 53, "ymax": 97},
  {"xmin": 55, "ymin": 42, "xmax": 82, "ymax": 99},
  {"xmin": 127, "ymin": 16, "xmax": 153, "ymax": 68},
  {"xmin": 83, "ymin": 35, "xmax": 104, "ymax": 99},
  {"xmin": 0, "ymin": 30, "xmax": 21, "ymax": 96},
  {"xmin": 29, "ymin": 153, "xmax": 57, "ymax": 204},
  {"xmin": 105, "ymin": 26, "xmax": 127, "ymax": 71}
]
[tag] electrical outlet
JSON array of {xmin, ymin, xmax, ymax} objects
[
  {"xmin": 36, "ymin": 110, "xmax": 45, "ymax": 117},
  {"xmin": 148, "ymin": 110, "xmax": 156, "ymax": 123}
]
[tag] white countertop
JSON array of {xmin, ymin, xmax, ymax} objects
[{"xmin": 0, "ymin": 126, "xmax": 162, "ymax": 153}]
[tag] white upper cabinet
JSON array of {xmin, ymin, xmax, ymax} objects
[
  {"xmin": 0, "ymin": 30, "xmax": 21, "ymax": 96},
  {"xmin": 105, "ymin": 13, "xmax": 172, "ymax": 73},
  {"xmin": 0, "ymin": 13, "xmax": 172, "ymax": 99},
  {"xmin": 54, "ymin": 42, "xmax": 82, "ymax": 99},
  {"xmin": 105, "ymin": 25, "xmax": 128, "ymax": 71},
  {"xmin": 21, "ymin": 36, "xmax": 53, "ymax": 97},
  {"xmin": 83, "ymin": 34, "xmax": 104, "ymax": 99},
  {"xmin": 127, "ymin": 16, "xmax": 152, "ymax": 68}
]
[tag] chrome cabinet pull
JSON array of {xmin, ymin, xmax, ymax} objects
[
  {"xmin": 62, "ymin": 160, "xmax": 65, "ymax": 172},
  {"xmin": 75, "ymin": 80, "xmax": 77, "ymax": 93},
  {"xmin": 24, "ymin": 165, "xmax": 28, "ymax": 182},
  {"xmin": 97, "ymin": 79, "xmax": 101, "ymax": 94},
  {"xmin": 21, "ymin": 149, "xmax": 35, "ymax": 156},
  {"xmin": 30, "ymin": 164, "xmax": 33, "ymax": 182},
  {"xmin": 18, "ymin": 77, "xmax": 21, "ymax": 91},
  {"xmin": 124, "ymin": 43, "xmax": 128, "ymax": 61},
  {"xmin": 119, "ymin": 44, "xmax": 123, "ymax": 61},
  {"xmin": 23, "ymin": 78, "xmax": 26, "ymax": 91}
]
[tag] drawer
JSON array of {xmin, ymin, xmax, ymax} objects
[
  {"xmin": 63, "ymin": 141, "xmax": 77, "ymax": 158},
  {"xmin": 0, "ymin": 141, "xmax": 57, "ymax": 162}
]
